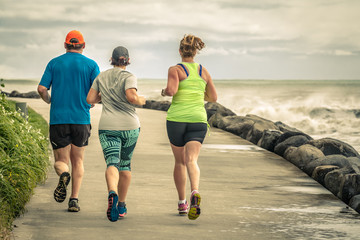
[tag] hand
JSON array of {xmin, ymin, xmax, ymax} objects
[
  {"xmin": 138, "ymin": 96, "xmax": 146, "ymax": 106},
  {"xmin": 161, "ymin": 88, "xmax": 166, "ymax": 97}
]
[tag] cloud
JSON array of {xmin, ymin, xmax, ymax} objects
[
  {"xmin": 305, "ymin": 49, "xmax": 356, "ymax": 57},
  {"xmin": 250, "ymin": 47, "xmax": 292, "ymax": 54},
  {"xmin": 203, "ymin": 47, "xmax": 249, "ymax": 56},
  {"xmin": 334, "ymin": 50, "xmax": 355, "ymax": 56}
]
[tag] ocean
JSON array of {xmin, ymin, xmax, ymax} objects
[{"xmin": 2, "ymin": 79, "xmax": 360, "ymax": 152}]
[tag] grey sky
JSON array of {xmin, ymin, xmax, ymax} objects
[{"xmin": 1, "ymin": 0, "xmax": 360, "ymax": 80}]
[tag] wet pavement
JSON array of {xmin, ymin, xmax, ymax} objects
[{"xmin": 10, "ymin": 98, "xmax": 360, "ymax": 240}]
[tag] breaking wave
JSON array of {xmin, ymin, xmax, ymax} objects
[{"xmin": 213, "ymin": 80, "xmax": 360, "ymax": 152}]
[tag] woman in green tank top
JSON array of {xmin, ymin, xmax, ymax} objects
[{"xmin": 161, "ymin": 34, "xmax": 217, "ymax": 220}]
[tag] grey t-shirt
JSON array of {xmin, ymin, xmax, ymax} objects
[{"xmin": 91, "ymin": 67, "xmax": 140, "ymax": 130}]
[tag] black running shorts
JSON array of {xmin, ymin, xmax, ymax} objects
[
  {"xmin": 166, "ymin": 120, "xmax": 207, "ymax": 147},
  {"xmin": 49, "ymin": 124, "xmax": 91, "ymax": 149}
]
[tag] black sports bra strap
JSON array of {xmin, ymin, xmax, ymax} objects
[{"xmin": 177, "ymin": 63, "xmax": 189, "ymax": 77}]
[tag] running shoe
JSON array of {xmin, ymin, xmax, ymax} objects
[
  {"xmin": 118, "ymin": 203, "xmax": 127, "ymax": 218},
  {"xmin": 68, "ymin": 198, "xmax": 80, "ymax": 212},
  {"xmin": 188, "ymin": 191, "xmax": 201, "ymax": 220},
  {"xmin": 54, "ymin": 172, "xmax": 71, "ymax": 203},
  {"xmin": 107, "ymin": 191, "xmax": 119, "ymax": 222},
  {"xmin": 178, "ymin": 201, "xmax": 189, "ymax": 215}
]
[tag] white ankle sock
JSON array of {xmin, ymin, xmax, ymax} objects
[
  {"xmin": 191, "ymin": 190, "xmax": 199, "ymax": 195},
  {"xmin": 178, "ymin": 199, "xmax": 186, "ymax": 204}
]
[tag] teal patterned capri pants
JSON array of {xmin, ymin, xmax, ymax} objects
[{"xmin": 98, "ymin": 128, "xmax": 140, "ymax": 171}]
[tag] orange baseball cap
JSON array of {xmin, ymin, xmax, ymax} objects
[{"xmin": 65, "ymin": 30, "xmax": 85, "ymax": 44}]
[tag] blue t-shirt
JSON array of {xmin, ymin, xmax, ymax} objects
[{"xmin": 39, "ymin": 52, "xmax": 100, "ymax": 125}]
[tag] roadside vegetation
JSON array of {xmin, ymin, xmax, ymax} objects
[{"xmin": 0, "ymin": 81, "xmax": 49, "ymax": 239}]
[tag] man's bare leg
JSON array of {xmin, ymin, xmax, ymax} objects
[
  {"xmin": 69, "ymin": 144, "xmax": 85, "ymax": 199},
  {"xmin": 53, "ymin": 145, "xmax": 71, "ymax": 175},
  {"xmin": 53, "ymin": 145, "xmax": 71, "ymax": 203}
]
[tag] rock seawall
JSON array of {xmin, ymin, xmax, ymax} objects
[
  {"xmin": 1, "ymin": 90, "xmax": 40, "ymax": 99},
  {"xmin": 143, "ymin": 100, "xmax": 360, "ymax": 214}
]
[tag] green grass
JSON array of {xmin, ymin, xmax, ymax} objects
[{"xmin": 0, "ymin": 94, "xmax": 50, "ymax": 239}]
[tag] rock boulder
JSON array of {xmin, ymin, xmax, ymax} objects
[
  {"xmin": 308, "ymin": 138, "xmax": 360, "ymax": 157},
  {"xmin": 324, "ymin": 167, "xmax": 354, "ymax": 196},
  {"xmin": 284, "ymin": 144, "xmax": 325, "ymax": 170},
  {"xmin": 258, "ymin": 129, "xmax": 282, "ymax": 152},
  {"xmin": 244, "ymin": 115, "xmax": 279, "ymax": 145},
  {"xmin": 349, "ymin": 195, "xmax": 360, "ymax": 214},
  {"xmin": 274, "ymin": 135, "xmax": 310, "ymax": 157},
  {"xmin": 7, "ymin": 90, "xmax": 40, "ymax": 99},
  {"xmin": 205, "ymin": 102, "xmax": 236, "ymax": 120},
  {"xmin": 312, "ymin": 165, "xmax": 340, "ymax": 186},
  {"xmin": 143, "ymin": 100, "xmax": 171, "ymax": 111},
  {"xmin": 304, "ymin": 155, "xmax": 355, "ymax": 176}
]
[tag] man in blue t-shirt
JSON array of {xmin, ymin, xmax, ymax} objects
[{"xmin": 38, "ymin": 30, "xmax": 100, "ymax": 212}]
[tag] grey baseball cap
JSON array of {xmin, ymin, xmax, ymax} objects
[{"xmin": 112, "ymin": 46, "xmax": 129, "ymax": 60}]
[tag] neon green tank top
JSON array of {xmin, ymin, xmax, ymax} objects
[{"xmin": 166, "ymin": 62, "xmax": 207, "ymax": 123}]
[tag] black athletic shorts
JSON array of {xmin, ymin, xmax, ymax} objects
[
  {"xmin": 166, "ymin": 120, "xmax": 207, "ymax": 147},
  {"xmin": 49, "ymin": 124, "xmax": 91, "ymax": 150}
]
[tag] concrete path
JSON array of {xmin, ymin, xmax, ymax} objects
[{"xmin": 10, "ymin": 98, "xmax": 360, "ymax": 240}]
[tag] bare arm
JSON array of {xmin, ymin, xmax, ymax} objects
[
  {"xmin": 37, "ymin": 85, "xmax": 51, "ymax": 104},
  {"xmin": 162, "ymin": 66, "xmax": 179, "ymax": 96},
  {"xmin": 126, "ymin": 88, "xmax": 146, "ymax": 106},
  {"xmin": 86, "ymin": 88, "xmax": 101, "ymax": 104},
  {"xmin": 203, "ymin": 67, "xmax": 217, "ymax": 102}
]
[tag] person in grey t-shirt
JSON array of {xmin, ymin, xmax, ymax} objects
[{"xmin": 87, "ymin": 46, "xmax": 146, "ymax": 222}]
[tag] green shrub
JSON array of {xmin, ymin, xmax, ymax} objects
[{"xmin": 0, "ymin": 94, "xmax": 49, "ymax": 238}]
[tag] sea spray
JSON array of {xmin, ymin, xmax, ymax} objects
[{"xmin": 210, "ymin": 80, "xmax": 360, "ymax": 152}]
